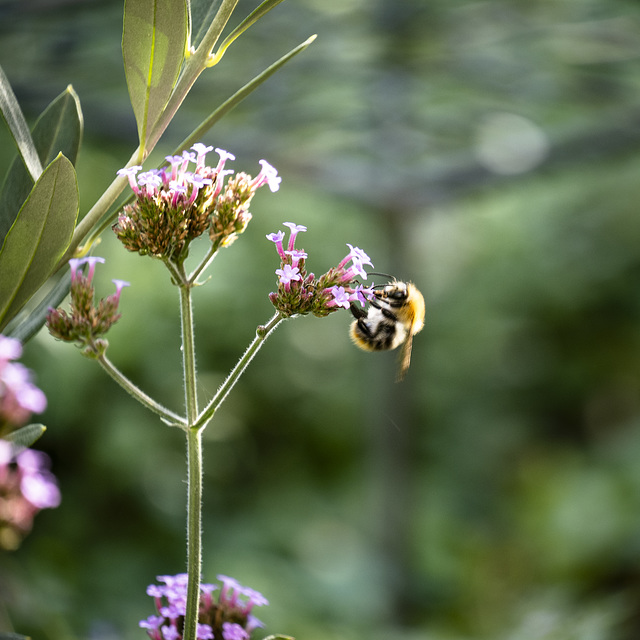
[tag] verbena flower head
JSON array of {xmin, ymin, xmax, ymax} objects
[
  {"xmin": 140, "ymin": 573, "xmax": 268, "ymax": 640},
  {"xmin": 0, "ymin": 440, "xmax": 61, "ymax": 550},
  {"xmin": 114, "ymin": 145, "xmax": 279, "ymax": 261},
  {"xmin": 267, "ymin": 222, "xmax": 376, "ymax": 318},
  {"xmin": 46, "ymin": 257, "xmax": 129, "ymax": 359},
  {"xmin": 0, "ymin": 336, "xmax": 47, "ymax": 434}
]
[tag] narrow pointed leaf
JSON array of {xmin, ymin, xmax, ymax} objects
[
  {"xmin": 210, "ymin": 0, "xmax": 286, "ymax": 66},
  {"xmin": 178, "ymin": 35, "xmax": 316, "ymax": 151},
  {"xmin": 0, "ymin": 154, "xmax": 78, "ymax": 330},
  {"xmin": 0, "ymin": 85, "xmax": 83, "ymax": 249},
  {"xmin": 4, "ymin": 423, "xmax": 46, "ymax": 455},
  {"xmin": 0, "ymin": 64, "xmax": 42, "ymax": 182},
  {"xmin": 123, "ymin": 0, "xmax": 189, "ymax": 147},
  {"xmin": 189, "ymin": 0, "xmax": 232, "ymax": 49}
]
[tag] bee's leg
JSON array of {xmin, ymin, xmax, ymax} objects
[
  {"xmin": 356, "ymin": 317, "xmax": 374, "ymax": 338},
  {"xmin": 349, "ymin": 303, "xmax": 368, "ymax": 320},
  {"xmin": 367, "ymin": 296, "xmax": 397, "ymax": 320},
  {"xmin": 367, "ymin": 296, "xmax": 384, "ymax": 311}
]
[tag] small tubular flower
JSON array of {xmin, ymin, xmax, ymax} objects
[
  {"xmin": 275, "ymin": 264, "xmax": 301, "ymax": 287},
  {"xmin": 282, "ymin": 222, "xmax": 306, "ymax": 250},
  {"xmin": 266, "ymin": 230, "xmax": 286, "ymax": 259},
  {"xmin": 327, "ymin": 286, "xmax": 351, "ymax": 309},
  {"xmin": 117, "ymin": 165, "xmax": 142, "ymax": 193},
  {"xmin": 250, "ymin": 159, "xmax": 281, "ymax": 193}
]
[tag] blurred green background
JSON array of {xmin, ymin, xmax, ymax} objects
[{"xmin": 3, "ymin": 0, "xmax": 640, "ymax": 638}]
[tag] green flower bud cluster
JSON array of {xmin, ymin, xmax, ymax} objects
[{"xmin": 46, "ymin": 258, "xmax": 128, "ymax": 359}]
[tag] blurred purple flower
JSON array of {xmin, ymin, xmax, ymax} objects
[
  {"xmin": 0, "ymin": 440, "xmax": 60, "ymax": 550},
  {"xmin": 140, "ymin": 573, "xmax": 268, "ymax": 640},
  {"xmin": 0, "ymin": 336, "xmax": 47, "ymax": 429}
]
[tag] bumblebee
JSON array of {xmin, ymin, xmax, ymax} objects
[{"xmin": 349, "ymin": 280, "xmax": 425, "ymax": 381}]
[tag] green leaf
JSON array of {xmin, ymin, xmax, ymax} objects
[
  {"xmin": 0, "ymin": 64, "xmax": 42, "ymax": 182},
  {"xmin": 0, "ymin": 85, "xmax": 83, "ymax": 250},
  {"xmin": 189, "ymin": 0, "xmax": 229, "ymax": 49},
  {"xmin": 0, "ymin": 154, "xmax": 78, "ymax": 331},
  {"xmin": 123, "ymin": 0, "xmax": 189, "ymax": 148},
  {"xmin": 4, "ymin": 424, "xmax": 46, "ymax": 455},
  {"xmin": 177, "ymin": 35, "xmax": 316, "ymax": 151},
  {"xmin": 209, "ymin": 0, "xmax": 286, "ymax": 66}
]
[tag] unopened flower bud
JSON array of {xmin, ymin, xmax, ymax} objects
[{"xmin": 46, "ymin": 258, "xmax": 128, "ymax": 358}]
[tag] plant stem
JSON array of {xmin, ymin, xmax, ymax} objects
[
  {"xmin": 97, "ymin": 353, "xmax": 186, "ymax": 427},
  {"xmin": 188, "ymin": 244, "xmax": 220, "ymax": 285},
  {"xmin": 180, "ymin": 282, "xmax": 199, "ymax": 423},
  {"xmin": 195, "ymin": 312, "xmax": 284, "ymax": 429},
  {"xmin": 183, "ymin": 312, "xmax": 284, "ymax": 640},
  {"xmin": 164, "ymin": 257, "xmax": 188, "ymax": 287},
  {"xmin": 179, "ymin": 270, "xmax": 202, "ymax": 640},
  {"xmin": 184, "ymin": 424, "xmax": 203, "ymax": 640}
]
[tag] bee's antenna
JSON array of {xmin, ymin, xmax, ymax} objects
[{"xmin": 368, "ymin": 271, "xmax": 395, "ymax": 281}]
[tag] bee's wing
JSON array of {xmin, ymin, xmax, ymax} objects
[{"xmin": 396, "ymin": 333, "xmax": 414, "ymax": 382}]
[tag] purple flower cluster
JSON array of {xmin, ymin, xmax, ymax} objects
[
  {"xmin": 46, "ymin": 257, "xmax": 129, "ymax": 358},
  {"xmin": 0, "ymin": 440, "xmax": 60, "ymax": 550},
  {"xmin": 0, "ymin": 336, "xmax": 47, "ymax": 431},
  {"xmin": 140, "ymin": 574, "xmax": 268, "ymax": 640},
  {"xmin": 267, "ymin": 222, "xmax": 376, "ymax": 317},
  {"xmin": 114, "ymin": 144, "xmax": 280, "ymax": 261}
]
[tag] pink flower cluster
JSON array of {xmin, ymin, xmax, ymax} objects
[
  {"xmin": 114, "ymin": 144, "xmax": 280, "ymax": 260},
  {"xmin": 0, "ymin": 336, "xmax": 47, "ymax": 429},
  {"xmin": 0, "ymin": 440, "xmax": 60, "ymax": 550},
  {"xmin": 267, "ymin": 222, "xmax": 376, "ymax": 317}
]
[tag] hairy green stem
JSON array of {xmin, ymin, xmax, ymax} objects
[
  {"xmin": 195, "ymin": 312, "xmax": 284, "ymax": 429},
  {"xmin": 183, "ymin": 312, "xmax": 284, "ymax": 640},
  {"xmin": 179, "ymin": 272, "xmax": 202, "ymax": 640},
  {"xmin": 164, "ymin": 257, "xmax": 188, "ymax": 287},
  {"xmin": 97, "ymin": 353, "xmax": 186, "ymax": 427},
  {"xmin": 188, "ymin": 244, "xmax": 220, "ymax": 285},
  {"xmin": 180, "ymin": 285, "xmax": 199, "ymax": 423},
  {"xmin": 184, "ymin": 425, "xmax": 204, "ymax": 640}
]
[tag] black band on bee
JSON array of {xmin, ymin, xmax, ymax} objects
[
  {"xmin": 368, "ymin": 295, "xmax": 400, "ymax": 316},
  {"xmin": 351, "ymin": 316, "xmax": 399, "ymax": 350}
]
